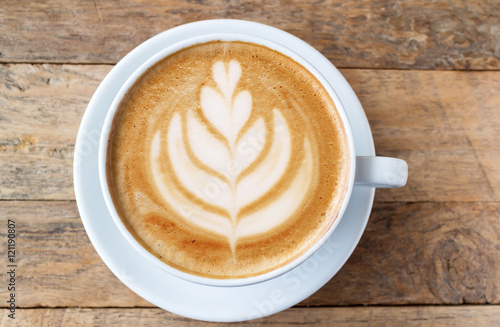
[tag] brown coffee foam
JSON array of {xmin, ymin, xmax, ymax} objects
[{"xmin": 107, "ymin": 41, "xmax": 349, "ymax": 278}]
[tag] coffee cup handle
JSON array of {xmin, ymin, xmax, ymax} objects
[{"xmin": 354, "ymin": 156, "xmax": 408, "ymax": 188}]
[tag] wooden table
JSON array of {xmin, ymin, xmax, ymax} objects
[{"xmin": 1, "ymin": 1, "xmax": 499, "ymax": 325}]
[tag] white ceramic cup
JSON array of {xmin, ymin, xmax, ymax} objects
[{"xmin": 98, "ymin": 31, "xmax": 407, "ymax": 287}]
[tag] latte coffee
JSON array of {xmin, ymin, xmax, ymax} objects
[{"xmin": 106, "ymin": 41, "xmax": 350, "ymax": 279}]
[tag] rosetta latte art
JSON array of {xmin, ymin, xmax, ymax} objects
[
  {"xmin": 107, "ymin": 41, "xmax": 348, "ymax": 278},
  {"xmin": 149, "ymin": 60, "xmax": 314, "ymax": 252}
]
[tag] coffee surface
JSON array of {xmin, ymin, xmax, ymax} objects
[{"xmin": 107, "ymin": 41, "xmax": 349, "ymax": 279}]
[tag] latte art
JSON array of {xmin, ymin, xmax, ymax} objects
[
  {"xmin": 107, "ymin": 41, "xmax": 349, "ymax": 278},
  {"xmin": 150, "ymin": 60, "xmax": 314, "ymax": 252}
]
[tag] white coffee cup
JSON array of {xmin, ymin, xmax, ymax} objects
[{"xmin": 98, "ymin": 28, "xmax": 407, "ymax": 287}]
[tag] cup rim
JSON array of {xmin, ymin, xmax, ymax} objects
[{"xmin": 98, "ymin": 32, "xmax": 356, "ymax": 287}]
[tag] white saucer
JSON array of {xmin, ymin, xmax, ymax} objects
[{"xmin": 74, "ymin": 20, "xmax": 375, "ymax": 322}]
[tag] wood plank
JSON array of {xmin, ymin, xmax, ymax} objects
[
  {"xmin": 341, "ymin": 69, "xmax": 500, "ymax": 202},
  {"xmin": 0, "ymin": 201, "xmax": 149, "ymax": 308},
  {"xmin": 1, "ymin": 64, "xmax": 499, "ymax": 202},
  {"xmin": 2, "ymin": 306, "xmax": 500, "ymax": 326},
  {"xmin": 0, "ymin": 0, "xmax": 499, "ymax": 69},
  {"xmin": 0, "ymin": 64, "xmax": 111, "ymax": 200},
  {"xmin": 1, "ymin": 201, "xmax": 498, "ymax": 307},
  {"xmin": 305, "ymin": 201, "xmax": 500, "ymax": 306}
]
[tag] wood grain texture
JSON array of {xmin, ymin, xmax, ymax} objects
[
  {"xmin": 2, "ymin": 306, "xmax": 500, "ymax": 326},
  {"xmin": 306, "ymin": 200, "xmax": 500, "ymax": 306},
  {"xmin": 341, "ymin": 69, "xmax": 500, "ymax": 202},
  {"xmin": 0, "ymin": 64, "xmax": 111, "ymax": 200},
  {"xmin": 1, "ymin": 64, "xmax": 499, "ymax": 202},
  {"xmin": 1, "ymin": 200, "xmax": 498, "ymax": 307},
  {"xmin": 0, "ymin": 0, "xmax": 499, "ymax": 69},
  {"xmin": 0, "ymin": 201, "xmax": 149, "ymax": 308}
]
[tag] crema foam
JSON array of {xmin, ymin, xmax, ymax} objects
[{"xmin": 107, "ymin": 41, "xmax": 349, "ymax": 279}]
